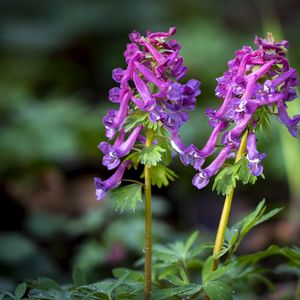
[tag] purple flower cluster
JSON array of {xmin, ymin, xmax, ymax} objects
[
  {"xmin": 174, "ymin": 35, "xmax": 298, "ymax": 190},
  {"xmin": 95, "ymin": 27, "xmax": 201, "ymax": 200}
]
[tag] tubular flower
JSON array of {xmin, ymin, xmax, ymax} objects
[
  {"xmin": 192, "ymin": 34, "xmax": 299, "ymax": 190},
  {"xmin": 95, "ymin": 27, "xmax": 201, "ymax": 200},
  {"xmin": 94, "ymin": 161, "xmax": 131, "ymax": 201}
]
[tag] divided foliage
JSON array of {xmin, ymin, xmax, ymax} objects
[{"xmin": 2, "ymin": 200, "xmax": 298, "ymax": 300}]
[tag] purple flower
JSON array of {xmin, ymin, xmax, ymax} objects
[
  {"xmin": 134, "ymin": 61, "xmax": 167, "ymax": 89},
  {"xmin": 167, "ymin": 80, "xmax": 201, "ymax": 111},
  {"xmin": 132, "ymin": 71, "xmax": 156, "ymax": 111},
  {"xmin": 112, "ymin": 68, "xmax": 124, "ymax": 83},
  {"xmin": 198, "ymin": 121, "xmax": 228, "ymax": 157},
  {"xmin": 192, "ymin": 145, "xmax": 233, "ymax": 189},
  {"xmin": 108, "ymin": 87, "xmax": 121, "ymax": 103},
  {"xmin": 193, "ymin": 34, "xmax": 298, "ymax": 187},
  {"xmin": 246, "ymin": 131, "xmax": 266, "ymax": 176},
  {"xmin": 99, "ymin": 126, "xmax": 143, "ymax": 170},
  {"xmin": 146, "ymin": 27, "xmax": 177, "ymax": 41},
  {"xmin": 96, "ymin": 27, "xmax": 202, "ymax": 198},
  {"xmin": 103, "ymin": 91, "xmax": 131, "ymax": 130},
  {"xmin": 277, "ymin": 101, "xmax": 300, "ymax": 137},
  {"xmin": 123, "ymin": 43, "xmax": 139, "ymax": 63},
  {"xmin": 181, "ymin": 144, "xmax": 204, "ymax": 170},
  {"xmin": 94, "ymin": 160, "xmax": 131, "ymax": 201}
]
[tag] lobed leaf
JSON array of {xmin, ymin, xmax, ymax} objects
[
  {"xmin": 150, "ymin": 164, "xmax": 178, "ymax": 188},
  {"xmin": 140, "ymin": 145, "xmax": 166, "ymax": 166},
  {"xmin": 110, "ymin": 184, "xmax": 143, "ymax": 213}
]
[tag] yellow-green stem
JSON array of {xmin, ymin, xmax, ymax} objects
[
  {"xmin": 144, "ymin": 128, "xmax": 153, "ymax": 300},
  {"xmin": 212, "ymin": 130, "xmax": 249, "ymax": 271}
]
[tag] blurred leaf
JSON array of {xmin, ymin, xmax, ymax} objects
[
  {"xmin": 65, "ymin": 208, "xmax": 106, "ymax": 236},
  {"xmin": 0, "ymin": 233, "xmax": 37, "ymax": 264},
  {"xmin": 25, "ymin": 213, "xmax": 67, "ymax": 240},
  {"xmin": 73, "ymin": 241, "xmax": 106, "ymax": 273},
  {"xmin": 72, "ymin": 267, "xmax": 87, "ymax": 287},
  {"xmin": 14, "ymin": 282, "xmax": 27, "ymax": 300},
  {"xmin": 275, "ymin": 264, "xmax": 300, "ymax": 277}
]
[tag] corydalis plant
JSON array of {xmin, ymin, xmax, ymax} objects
[
  {"xmin": 190, "ymin": 33, "xmax": 299, "ymax": 193},
  {"xmin": 95, "ymin": 27, "xmax": 201, "ymax": 200},
  {"xmin": 94, "ymin": 27, "xmax": 201, "ymax": 300}
]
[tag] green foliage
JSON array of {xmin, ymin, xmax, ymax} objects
[
  {"xmin": 213, "ymin": 156, "xmax": 258, "ymax": 195},
  {"xmin": 0, "ymin": 233, "xmax": 38, "ymax": 264},
  {"xmin": 150, "ymin": 164, "xmax": 178, "ymax": 188},
  {"xmin": 153, "ymin": 231, "xmax": 212, "ymax": 282},
  {"xmin": 155, "ymin": 135, "xmax": 173, "ymax": 165},
  {"xmin": 203, "ymin": 280, "xmax": 232, "ymax": 300},
  {"xmin": 14, "ymin": 283, "xmax": 27, "ymax": 300},
  {"xmin": 73, "ymin": 269, "xmax": 144, "ymax": 300},
  {"xmin": 124, "ymin": 111, "xmax": 148, "ymax": 132},
  {"xmin": 237, "ymin": 245, "xmax": 300, "ymax": 267},
  {"xmin": 253, "ymin": 106, "xmax": 272, "ymax": 138},
  {"xmin": 125, "ymin": 152, "xmax": 141, "ymax": 169},
  {"xmin": 140, "ymin": 145, "xmax": 166, "ymax": 166},
  {"xmin": 72, "ymin": 267, "xmax": 87, "ymax": 287},
  {"xmin": 110, "ymin": 184, "xmax": 143, "ymax": 212},
  {"xmin": 222, "ymin": 200, "xmax": 283, "ymax": 259},
  {"xmin": 152, "ymin": 284, "xmax": 202, "ymax": 300}
]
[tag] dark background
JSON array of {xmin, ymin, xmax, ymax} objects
[{"xmin": 0, "ymin": 0, "xmax": 299, "ymax": 298}]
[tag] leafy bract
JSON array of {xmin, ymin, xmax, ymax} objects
[
  {"xmin": 110, "ymin": 184, "xmax": 143, "ymax": 212},
  {"xmin": 213, "ymin": 156, "xmax": 257, "ymax": 196},
  {"xmin": 140, "ymin": 145, "xmax": 166, "ymax": 166},
  {"xmin": 150, "ymin": 164, "xmax": 178, "ymax": 188}
]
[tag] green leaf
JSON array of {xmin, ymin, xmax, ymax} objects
[
  {"xmin": 238, "ymin": 245, "xmax": 300, "ymax": 267},
  {"xmin": 183, "ymin": 231, "xmax": 199, "ymax": 255},
  {"xmin": 213, "ymin": 157, "xmax": 257, "ymax": 196},
  {"xmin": 276, "ymin": 264, "xmax": 300, "ymax": 277},
  {"xmin": 201, "ymin": 256, "xmax": 214, "ymax": 283},
  {"xmin": 73, "ymin": 271, "xmax": 130, "ymax": 300},
  {"xmin": 237, "ymin": 157, "xmax": 257, "ymax": 186},
  {"xmin": 202, "ymin": 256, "xmax": 230, "ymax": 283},
  {"xmin": 125, "ymin": 152, "xmax": 141, "ymax": 169},
  {"xmin": 150, "ymin": 164, "xmax": 178, "ymax": 188},
  {"xmin": 0, "ymin": 233, "xmax": 37, "ymax": 264},
  {"xmin": 30, "ymin": 277, "xmax": 62, "ymax": 291},
  {"xmin": 72, "ymin": 266, "xmax": 87, "ymax": 287},
  {"xmin": 110, "ymin": 184, "xmax": 143, "ymax": 213},
  {"xmin": 155, "ymin": 135, "xmax": 172, "ymax": 165},
  {"xmin": 124, "ymin": 111, "xmax": 148, "ymax": 132},
  {"xmin": 225, "ymin": 200, "xmax": 283, "ymax": 258},
  {"xmin": 112, "ymin": 268, "xmax": 144, "ymax": 282},
  {"xmin": 140, "ymin": 145, "xmax": 166, "ymax": 166},
  {"xmin": 203, "ymin": 280, "xmax": 233, "ymax": 300},
  {"xmin": 152, "ymin": 284, "xmax": 202, "ymax": 300},
  {"xmin": 212, "ymin": 162, "xmax": 240, "ymax": 195},
  {"xmin": 15, "ymin": 283, "xmax": 27, "ymax": 300}
]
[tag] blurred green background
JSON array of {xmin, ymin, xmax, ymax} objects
[{"xmin": 0, "ymin": 0, "xmax": 300, "ymax": 298}]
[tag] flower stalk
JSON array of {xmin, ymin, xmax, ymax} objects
[
  {"xmin": 212, "ymin": 130, "xmax": 248, "ymax": 271},
  {"xmin": 144, "ymin": 128, "xmax": 154, "ymax": 300}
]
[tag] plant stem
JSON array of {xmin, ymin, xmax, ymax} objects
[
  {"xmin": 144, "ymin": 128, "xmax": 154, "ymax": 300},
  {"xmin": 212, "ymin": 130, "xmax": 249, "ymax": 270}
]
